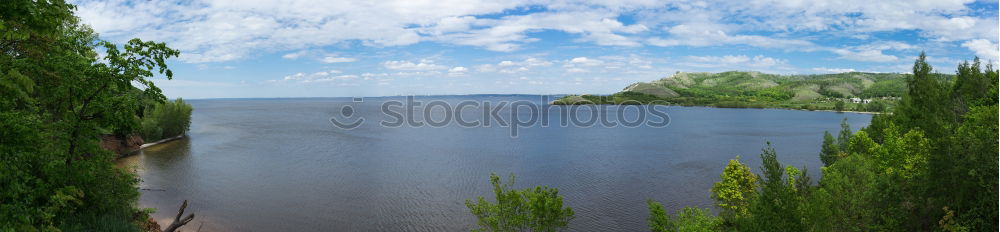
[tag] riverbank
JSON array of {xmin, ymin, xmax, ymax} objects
[
  {"xmin": 101, "ymin": 134, "xmax": 186, "ymax": 159},
  {"xmin": 549, "ymin": 100, "xmax": 886, "ymax": 115},
  {"xmin": 138, "ymin": 135, "xmax": 186, "ymax": 150}
]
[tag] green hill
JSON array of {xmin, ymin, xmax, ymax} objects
[{"xmin": 553, "ymin": 71, "xmax": 921, "ymax": 112}]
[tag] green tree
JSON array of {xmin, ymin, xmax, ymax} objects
[
  {"xmin": 948, "ymin": 105, "xmax": 999, "ymax": 229},
  {"xmin": 834, "ymin": 100, "xmax": 845, "ymax": 112},
  {"xmin": 819, "ymin": 131, "xmax": 839, "ymax": 166},
  {"xmin": 1, "ymin": 0, "xmax": 179, "ymax": 230},
  {"xmin": 647, "ymin": 200, "xmax": 672, "ymax": 232},
  {"xmin": 893, "ymin": 52, "xmax": 951, "ymax": 140},
  {"xmin": 836, "ymin": 118, "xmax": 852, "ymax": 151},
  {"xmin": 709, "ymin": 156, "xmax": 758, "ymax": 222},
  {"xmin": 742, "ymin": 143, "xmax": 807, "ymax": 231},
  {"xmin": 140, "ymin": 98, "xmax": 193, "ymax": 141},
  {"xmin": 865, "ymin": 101, "xmax": 885, "ymax": 113},
  {"xmin": 809, "ymin": 154, "xmax": 880, "ymax": 231},
  {"xmin": 466, "ymin": 173, "xmax": 575, "ymax": 232},
  {"xmin": 647, "ymin": 200, "xmax": 720, "ymax": 232}
]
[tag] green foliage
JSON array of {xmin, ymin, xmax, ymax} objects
[
  {"xmin": 893, "ymin": 52, "xmax": 952, "ymax": 140},
  {"xmin": 682, "ymin": 54, "xmax": 999, "ymax": 232},
  {"xmin": 860, "ymin": 79, "xmax": 906, "ymax": 98},
  {"xmin": 0, "ymin": 0, "xmax": 178, "ymax": 230},
  {"xmin": 139, "ymin": 98, "xmax": 193, "ymax": 141},
  {"xmin": 647, "ymin": 200, "xmax": 671, "ymax": 232},
  {"xmin": 709, "ymin": 156, "xmax": 757, "ymax": 221},
  {"xmin": 809, "ymin": 154, "xmax": 880, "ymax": 231},
  {"xmin": 740, "ymin": 143, "xmax": 808, "ymax": 231},
  {"xmin": 819, "ymin": 131, "xmax": 839, "ymax": 166},
  {"xmin": 833, "ymin": 101, "xmax": 845, "ymax": 112},
  {"xmin": 864, "ymin": 100, "xmax": 886, "ymax": 112},
  {"xmin": 947, "ymin": 104, "xmax": 999, "ymax": 229},
  {"xmin": 466, "ymin": 173, "xmax": 575, "ymax": 232},
  {"xmin": 646, "ymin": 200, "xmax": 721, "ymax": 232},
  {"xmin": 836, "ymin": 118, "xmax": 852, "ymax": 151}
]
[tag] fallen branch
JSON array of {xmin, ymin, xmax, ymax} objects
[{"xmin": 164, "ymin": 200, "xmax": 195, "ymax": 232}]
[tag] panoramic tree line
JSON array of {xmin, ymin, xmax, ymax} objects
[
  {"xmin": 468, "ymin": 54, "xmax": 998, "ymax": 231},
  {"xmin": 1, "ymin": 1, "xmax": 191, "ymax": 231}
]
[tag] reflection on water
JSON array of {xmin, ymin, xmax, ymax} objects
[{"xmin": 117, "ymin": 96, "xmax": 871, "ymax": 231}]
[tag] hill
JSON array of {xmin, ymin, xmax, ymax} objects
[{"xmin": 553, "ymin": 71, "xmax": 921, "ymax": 112}]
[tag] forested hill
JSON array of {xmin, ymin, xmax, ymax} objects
[{"xmin": 553, "ymin": 71, "xmax": 939, "ymax": 112}]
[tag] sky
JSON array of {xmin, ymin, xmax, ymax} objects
[{"xmin": 71, "ymin": 0, "xmax": 999, "ymax": 99}]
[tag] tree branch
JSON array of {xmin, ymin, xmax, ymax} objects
[{"xmin": 164, "ymin": 200, "xmax": 195, "ymax": 232}]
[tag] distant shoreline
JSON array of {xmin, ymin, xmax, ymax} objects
[{"xmin": 548, "ymin": 101, "xmax": 885, "ymax": 115}]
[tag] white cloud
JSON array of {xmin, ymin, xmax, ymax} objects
[
  {"xmin": 72, "ymin": 0, "xmax": 997, "ymax": 64},
  {"xmin": 962, "ymin": 39, "xmax": 1000, "ymax": 61},
  {"xmin": 448, "ymin": 66, "xmax": 469, "ymax": 77},
  {"xmin": 321, "ymin": 56, "xmax": 358, "ymax": 63},
  {"xmin": 628, "ymin": 55, "xmax": 653, "ymax": 69},
  {"xmin": 476, "ymin": 58, "xmax": 552, "ymax": 73},
  {"xmin": 383, "ymin": 60, "xmax": 447, "ymax": 71},
  {"xmin": 683, "ymin": 55, "xmax": 787, "ymax": 68},
  {"xmin": 832, "ymin": 49, "xmax": 899, "ymax": 62},
  {"xmin": 278, "ymin": 70, "xmax": 357, "ymax": 83},
  {"xmin": 646, "ymin": 23, "xmax": 819, "ymax": 51},
  {"xmin": 282, "ymin": 50, "xmax": 308, "ymax": 59},
  {"xmin": 475, "ymin": 64, "xmax": 497, "ymax": 72},
  {"xmin": 561, "ymin": 57, "xmax": 606, "ymax": 73},
  {"xmin": 568, "ymin": 57, "xmax": 604, "ymax": 66},
  {"xmin": 812, "ymin": 67, "xmax": 857, "ymax": 73}
]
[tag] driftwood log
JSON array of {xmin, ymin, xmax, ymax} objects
[{"xmin": 163, "ymin": 200, "xmax": 195, "ymax": 232}]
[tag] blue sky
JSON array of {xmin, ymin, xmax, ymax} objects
[{"xmin": 72, "ymin": 0, "xmax": 998, "ymax": 99}]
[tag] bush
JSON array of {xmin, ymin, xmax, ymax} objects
[
  {"xmin": 140, "ymin": 98, "xmax": 192, "ymax": 141},
  {"xmin": 466, "ymin": 173, "xmax": 575, "ymax": 232},
  {"xmin": 648, "ymin": 200, "xmax": 721, "ymax": 232}
]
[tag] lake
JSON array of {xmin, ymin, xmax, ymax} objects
[{"xmin": 117, "ymin": 95, "xmax": 871, "ymax": 231}]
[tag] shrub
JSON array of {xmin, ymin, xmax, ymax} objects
[{"xmin": 140, "ymin": 98, "xmax": 193, "ymax": 141}]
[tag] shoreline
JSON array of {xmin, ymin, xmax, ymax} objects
[
  {"xmin": 116, "ymin": 135, "xmax": 186, "ymax": 159},
  {"xmin": 549, "ymin": 102, "xmax": 885, "ymax": 115},
  {"xmin": 139, "ymin": 135, "xmax": 186, "ymax": 150}
]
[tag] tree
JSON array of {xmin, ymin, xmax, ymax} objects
[
  {"xmin": 647, "ymin": 201, "xmax": 721, "ymax": 232},
  {"xmin": 140, "ymin": 98, "xmax": 193, "ymax": 141},
  {"xmin": 893, "ymin": 52, "xmax": 951, "ymax": 140},
  {"xmin": 647, "ymin": 200, "xmax": 671, "ymax": 232},
  {"xmin": 834, "ymin": 100, "xmax": 845, "ymax": 112},
  {"xmin": 710, "ymin": 156, "xmax": 758, "ymax": 222},
  {"xmin": 948, "ymin": 105, "xmax": 999, "ymax": 229},
  {"xmin": 836, "ymin": 118, "xmax": 852, "ymax": 152},
  {"xmin": 1, "ymin": 0, "xmax": 179, "ymax": 230},
  {"xmin": 743, "ymin": 143, "xmax": 807, "ymax": 231},
  {"xmin": 466, "ymin": 173, "xmax": 575, "ymax": 232},
  {"xmin": 865, "ymin": 101, "xmax": 885, "ymax": 113},
  {"xmin": 819, "ymin": 131, "xmax": 839, "ymax": 166},
  {"xmin": 810, "ymin": 154, "xmax": 880, "ymax": 231}
]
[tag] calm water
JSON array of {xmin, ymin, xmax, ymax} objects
[{"xmin": 117, "ymin": 95, "xmax": 870, "ymax": 231}]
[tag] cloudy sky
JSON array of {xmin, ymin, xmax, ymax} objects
[{"xmin": 72, "ymin": 0, "xmax": 998, "ymax": 99}]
